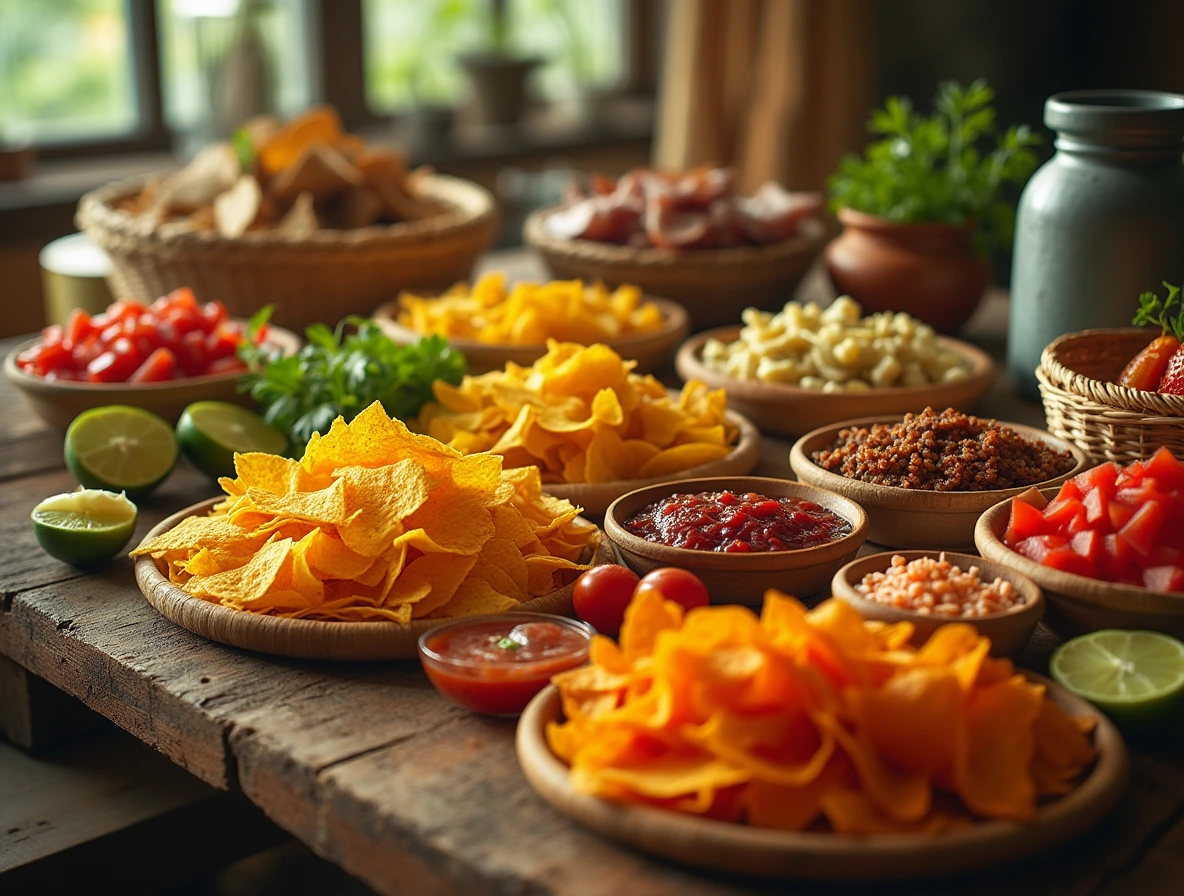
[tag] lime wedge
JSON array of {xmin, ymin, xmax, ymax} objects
[
  {"xmin": 176, "ymin": 401, "xmax": 287, "ymax": 480},
  {"xmin": 64, "ymin": 405, "xmax": 178, "ymax": 498},
  {"xmin": 1051, "ymin": 630, "xmax": 1184, "ymax": 728},
  {"xmin": 31, "ymin": 489, "xmax": 138, "ymax": 567}
]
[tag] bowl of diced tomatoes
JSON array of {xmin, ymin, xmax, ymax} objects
[
  {"xmin": 4, "ymin": 288, "xmax": 300, "ymax": 431},
  {"xmin": 975, "ymin": 448, "xmax": 1184, "ymax": 638}
]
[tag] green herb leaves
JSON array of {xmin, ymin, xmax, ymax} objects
[
  {"xmin": 828, "ymin": 79, "xmax": 1041, "ymax": 251},
  {"xmin": 1132, "ymin": 282, "xmax": 1184, "ymax": 341},
  {"xmin": 238, "ymin": 307, "xmax": 466, "ymax": 450}
]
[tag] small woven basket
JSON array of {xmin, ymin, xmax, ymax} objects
[
  {"xmin": 524, "ymin": 207, "xmax": 828, "ymax": 331},
  {"xmin": 1037, "ymin": 328, "xmax": 1184, "ymax": 464},
  {"xmin": 77, "ymin": 173, "xmax": 498, "ymax": 331}
]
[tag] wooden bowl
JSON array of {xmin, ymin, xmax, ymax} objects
[
  {"xmin": 524, "ymin": 208, "xmax": 828, "ymax": 331},
  {"xmin": 789, "ymin": 417, "xmax": 1088, "ymax": 550},
  {"xmin": 4, "ymin": 323, "xmax": 301, "ymax": 431},
  {"xmin": 676, "ymin": 327, "xmax": 996, "ymax": 438},
  {"xmin": 134, "ymin": 498, "xmax": 615, "ymax": 661},
  {"xmin": 544, "ymin": 410, "xmax": 762, "ymax": 518},
  {"xmin": 975, "ymin": 491, "xmax": 1184, "ymax": 638},
  {"xmin": 604, "ymin": 476, "xmax": 869, "ymax": 605},
  {"xmin": 372, "ymin": 294, "xmax": 690, "ymax": 375},
  {"xmin": 516, "ymin": 677, "xmax": 1128, "ymax": 881},
  {"xmin": 831, "ymin": 550, "xmax": 1044, "ymax": 656}
]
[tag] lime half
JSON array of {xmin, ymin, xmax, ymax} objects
[
  {"xmin": 1051, "ymin": 630, "xmax": 1184, "ymax": 728},
  {"xmin": 32, "ymin": 489, "xmax": 138, "ymax": 567},
  {"xmin": 64, "ymin": 405, "xmax": 178, "ymax": 498},
  {"xmin": 177, "ymin": 401, "xmax": 287, "ymax": 480}
]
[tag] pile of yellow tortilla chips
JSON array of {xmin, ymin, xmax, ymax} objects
[
  {"xmin": 548, "ymin": 591, "xmax": 1097, "ymax": 833},
  {"xmin": 415, "ymin": 341, "xmax": 737, "ymax": 484},
  {"xmin": 132, "ymin": 402, "xmax": 598, "ymax": 622},
  {"xmin": 398, "ymin": 273, "xmax": 665, "ymax": 346}
]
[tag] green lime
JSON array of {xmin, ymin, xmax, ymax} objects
[
  {"xmin": 176, "ymin": 401, "xmax": 287, "ymax": 480},
  {"xmin": 31, "ymin": 489, "xmax": 138, "ymax": 567},
  {"xmin": 64, "ymin": 405, "xmax": 178, "ymax": 499},
  {"xmin": 1051, "ymin": 629, "xmax": 1184, "ymax": 728}
]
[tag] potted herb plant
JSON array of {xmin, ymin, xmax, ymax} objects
[
  {"xmin": 825, "ymin": 80, "xmax": 1040, "ymax": 332},
  {"xmin": 457, "ymin": 0, "xmax": 543, "ymax": 126}
]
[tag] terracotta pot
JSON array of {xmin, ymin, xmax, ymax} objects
[
  {"xmin": 823, "ymin": 208, "xmax": 992, "ymax": 333},
  {"xmin": 457, "ymin": 54, "xmax": 542, "ymax": 126}
]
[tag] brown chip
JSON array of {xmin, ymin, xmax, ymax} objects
[
  {"xmin": 214, "ymin": 175, "xmax": 264, "ymax": 238},
  {"xmin": 334, "ymin": 185, "xmax": 384, "ymax": 229},
  {"xmin": 274, "ymin": 192, "xmax": 319, "ymax": 239},
  {"xmin": 268, "ymin": 142, "xmax": 364, "ymax": 204},
  {"xmin": 156, "ymin": 144, "xmax": 240, "ymax": 214}
]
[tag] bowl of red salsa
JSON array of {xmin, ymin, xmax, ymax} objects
[
  {"xmin": 604, "ymin": 476, "xmax": 869, "ymax": 606},
  {"xmin": 418, "ymin": 613, "xmax": 594, "ymax": 716},
  {"xmin": 4, "ymin": 288, "xmax": 300, "ymax": 431}
]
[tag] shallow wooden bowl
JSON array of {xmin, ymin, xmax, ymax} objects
[
  {"xmin": 789, "ymin": 417, "xmax": 1088, "ymax": 550},
  {"xmin": 831, "ymin": 550, "xmax": 1044, "ymax": 656},
  {"xmin": 676, "ymin": 327, "xmax": 996, "ymax": 438},
  {"xmin": 4, "ymin": 322, "xmax": 301, "ymax": 431},
  {"xmin": 603, "ymin": 476, "xmax": 868, "ymax": 605},
  {"xmin": 372, "ymin": 294, "xmax": 690, "ymax": 375},
  {"xmin": 543, "ymin": 410, "xmax": 763, "ymax": 518},
  {"xmin": 134, "ymin": 498, "xmax": 615, "ymax": 661},
  {"xmin": 516, "ymin": 676, "xmax": 1127, "ymax": 880},
  {"xmin": 975, "ymin": 492, "xmax": 1184, "ymax": 638},
  {"xmin": 524, "ymin": 208, "xmax": 828, "ymax": 330}
]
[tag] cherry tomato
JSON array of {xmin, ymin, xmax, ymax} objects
[
  {"xmin": 572, "ymin": 565, "xmax": 640, "ymax": 635},
  {"xmin": 634, "ymin": 568, "xmax": 710, "ymax": 613}
]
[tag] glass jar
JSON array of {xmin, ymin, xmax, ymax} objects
[{"xmin": 1008, "ymin": 90, "xmax": 1184, "ymax": 397}]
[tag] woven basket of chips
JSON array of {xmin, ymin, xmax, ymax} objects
[
  {"xmin": 1036, "ymin": 328, "xmax": 1184, "ymax": 464},
  {"xmin": 524, "ymin": 207, "xmax": 828, "ymax": 331},
  {"xmin": 78, "ymin": 172, "xmax": 497, "ymax": 331}
]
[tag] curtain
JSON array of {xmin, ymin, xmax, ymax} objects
[{"xmin": 654, "ymin": 0, "xmax": 875, "ymax": 193}]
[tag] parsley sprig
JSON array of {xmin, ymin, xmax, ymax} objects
[
  {"xmin": 1132, "ymin": 282, "xmax": 1184, "ymax": 340},
  {"xmin": 238, "ymin": 307, "xmax": 466, "ymax": 450},
  {"xmin": 828, "ymin": 79, "xmax": 1041, "ymax": 251}
]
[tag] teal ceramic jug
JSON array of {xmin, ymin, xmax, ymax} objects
[{"xmin": 1008, "ymin": 90, "xmax": 1184, "ymax": 397}]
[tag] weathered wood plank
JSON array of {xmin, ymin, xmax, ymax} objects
[{"xmin": 0, "ymin": 654, "xmax": 109, "ymax": 751}]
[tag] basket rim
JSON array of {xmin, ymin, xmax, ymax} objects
[
  {"xmin": 1038, "ymin": 327, "xmax": 1184, "ymax": 418},
  {"xmin": 523, "ymin": 204, "xmax": 829, "ymax": 269},
  {"xmin": 77, "ymin": 171, "xmax": 497, "ymax": 253}
]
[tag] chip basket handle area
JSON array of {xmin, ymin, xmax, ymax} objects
[{"xmin": 134, "ymin": 498, "xmax": 615, "ymax": 661}]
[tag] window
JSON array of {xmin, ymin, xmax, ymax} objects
[{"xmin": 0, "ymin": 0, "xmax": 137, "ymax": 144}]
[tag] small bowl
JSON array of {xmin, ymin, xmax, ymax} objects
[
  {"xmin": 789, "ymin": 417, "xmax": 1088, "ymax": 550},
  {"xmin": 676, "ymin": 327, "xmax": 996, "ymax": 439},
  {"xmin": 524, "ymin": 208, "xmax": 828, "ymax": 330},
  {"xmin": 373, "ymin": 293, "xmax": 691, "ymax": 375},
  {"xmin": 831, "ymin": 550, "xmax": 1044, "ymax": 657},
  {"xmin": 418, "ymin": 613, "xmax": 594, "ymax": 717},
  {"xmin": 975, "ymin": 491, "xmax": 1184, "ymax": 638},
  {"xmin": 4, "ymin": 322, "xmax": 301, "ymax": 431},
  {"xmin": 604, "ymin": 476, "xmax": 869, "ymax": 606}
]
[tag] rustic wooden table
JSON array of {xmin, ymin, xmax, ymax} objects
[{"xmin": 2, "ymin": 258, "xmax": 1182, "ymax": 895}]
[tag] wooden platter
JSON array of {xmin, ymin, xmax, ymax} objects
[
  {"xmin": 515, "ymin": 675, "xmax": 1128, "ymax": 881},
  {"xmin": 134, "ymin": 498, "xmax": 615, "ymax": 661},
  {"xmin": 676, "ymin": 327, "xmax": 996, "ymax": 439},
  {"xmin": 372, "ymin": 294, "xmax": 691, "ymax": 375},
  {"xmin": 543, "ymin": 410, "xmax": 763, "ymax": 518}
]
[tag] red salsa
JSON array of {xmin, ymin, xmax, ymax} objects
[
  {"xmin": 419, "ymin": 615, "xmax": 592, "ymax": 716},
  {"xmin": 624, "ymin": 490, "xmax": 852, "ymax": 553}
]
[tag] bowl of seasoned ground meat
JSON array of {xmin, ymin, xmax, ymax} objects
[{"xmin": 790, "ymin": 408, "xmax": 1087, "ymax": 549}]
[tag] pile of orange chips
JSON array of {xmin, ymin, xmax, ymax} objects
[
  {"xmin": 416, "ymin": 341, "xmax": 738, "ymax": 484},
  {"xmin": 132, "ymin": 402, "xmax": 598, "ymax": 622},
  {"xmin": 548, "ymin": 591, "xmax": 1097, "ymax": 832},
  {"xmin": 398, "ymin": 273, "xmax": 665, "ymax": 346}
]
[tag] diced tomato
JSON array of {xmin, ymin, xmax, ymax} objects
[
  {"xmin": 205, "ymin": 324, "xmax": 241, "ymax": 361},
  {"xmin": 106, "ymin": 299, "xmax": 146, "ymax": 323},
  {"xmin": 28, "ymin": 342, "xmax": 73, "ymax": 377},
  {"xmin": 1109, "ymin": 500, "xmax": 1138, "ymax": 531},
  {"xmin": 1099, "ymin": 533, "xmax": 1139, "ymax": 582},
  {"xmin": 201, "ymin": 301, "xmax": 228, "ymax": 328},
  {"xmin": 1005, "ymin": 498, "xmax": 1049, "ymax": 545},
  {"xmin": 1075, "ymin": 462, "xmax": 1120, "ymax": 495},
  {"xmin": 1143, "ymin": 447, "xmax": 1184, "ymax": 490},
  {"xmin": 1143, "ymin": 565, "xmax": 1184, "ymax": 593},
  {"xmin": 1043, "ymin": 497, "xmax": 1085, "ymax": 531},
  {"xmin": 1043, "ymin": 547, "xmax": 1098, "ymax": 578},
  {"xmin": 1052, "ymin": 478, "xmax": 1084, "ymax": 503},
  {"xmin": 1082, "ymin": 487, "xmax": 1109, "ymax": 525},
  {"xmin": 1118, "ymin": 500, "xmax": 1166, "ymax": 556},
  {"xmin": 63, "ymin": 308, "xmax": 93, "ymax": 350},
  {"xmin": 205, "ymin": 356, "xmax": 248, "ymax": 375},
  {"xmin": 1016, "ymin": 534, "xmax": 1070, "ymax": 563},
  {"xmin": 87, "ymin": 349, "xmax": 139, "ymax": 382},
  {"xmin": 127, "ymin": 346, "xmax": 178, "ymax": 383},
  {"xmin": 175, "ymin": 329, "xmax": 209, "ymax": 376},
  {"xmin": 164, "ymin": 287, "xmax": 198, "ymax": 311},
  {"xmin": 1070, "ymin": 529, "xmax": 1103, "ymax": 564},
  {"xmin": 40, "ymin": 323, "xmax": 64, "ymax": 345}
]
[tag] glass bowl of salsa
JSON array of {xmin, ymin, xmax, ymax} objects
[
  {"xmin": 418, "ymin": 613, "xmax": 594, "ymax": 716},
  {"xmin": 604, "ymin": 476, "xmax": 869, "ymax": 606}
]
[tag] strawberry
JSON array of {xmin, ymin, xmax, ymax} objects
[{"xmin": 1158, "ymin": 344, "xmax": 1184, "ymax": 394}]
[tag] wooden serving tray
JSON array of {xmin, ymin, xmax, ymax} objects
[
  {"xmin": 515, "ymin": 676, "xmax": 1128, "ymax": 881},
  {"xmin": 134, "ymin": 498, "xmax": 614, "ymax": 661}
]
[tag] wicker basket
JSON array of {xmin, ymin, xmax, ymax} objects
[
  {"xmin": 1037, "ymin": 328, "xmax": 1184, "ymax": 464},
  {"xmin": 524, "ymin": 206, "xmax": 829, "ymax": 331},
  {"xmin": 77, "ymin": 173, "xmax": 498, "ymax": 331}
]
